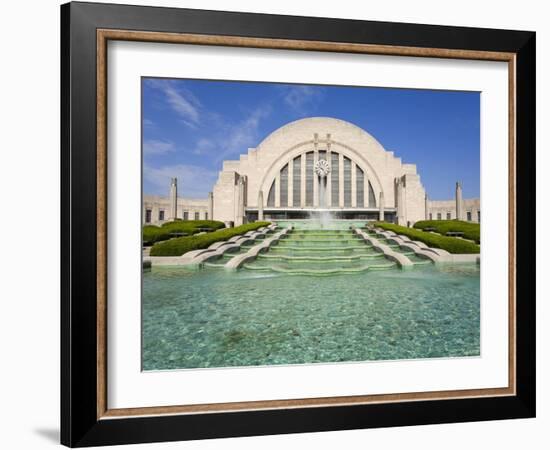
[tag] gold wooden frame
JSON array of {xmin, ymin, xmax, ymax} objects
[{"xmin": 96, "ymin": 29, "xmax": 516, "ymax": 420}]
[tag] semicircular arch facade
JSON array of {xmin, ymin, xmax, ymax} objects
[{"xmin": 259, "ymin": 140, "xmax": 385, "ymax": 207}]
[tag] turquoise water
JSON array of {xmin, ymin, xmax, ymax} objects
[
  {"xmin": 244, "ymin": 228, "xmax": 395, "ymax": 274},
  {"xmin": 142, "ymin": 262, "xmax": 480, "ymax": 370}
]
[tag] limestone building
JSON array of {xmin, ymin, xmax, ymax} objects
[{"xmin": 143, "ymin": 117, "xmax": 480, "ymax": 226}]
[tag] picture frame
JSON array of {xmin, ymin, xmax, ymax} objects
[{"xmin": 60, "ymin": 1, "xmax": 535, "ymax": 447}]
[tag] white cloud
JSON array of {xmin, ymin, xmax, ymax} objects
[
  {"xmin": 143, "ymin": 139, "xmax": 175, "ymax": 156},
  {"xmin": 283, "ymin": 85, "xmax": 323, "ymax": 113},
  {"xmin": 193, "ymin": 138, "xmax": 216, "ymax": 155},
  {"xmin": 175, "ymin": 105, "xmax": 271, "ymax": 162},
  {"xmin": 143, "ymin": 80, "xmax": 274, "ymax": 189},
  {"xmin": 143, "ymin": 118, "xmax": 155, "ymax": 129},
  {"xmin": 144, "ymin": 163, "xmax": 218, "ymax": 198},
  {"xmin": 146, "ymin": 79, "xmax": 201, "ymax": 128},
  {"xmin": 213, "ymin": 106, "xmax": 271, "ymax": 163}
]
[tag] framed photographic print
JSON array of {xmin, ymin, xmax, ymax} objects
[{"xmin": 60, "ymin": 1, "xmax": 536, "ymax": 447}]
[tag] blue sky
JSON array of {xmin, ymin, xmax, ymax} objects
[{"xmin": 142, "ymin": 78, "xmax": 480, "ymax": 200}]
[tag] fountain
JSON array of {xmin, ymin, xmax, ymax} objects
[
  {"xmin": 243, "ymin": 226, "xmax": 396, "ymax": 275},
  {"xmin": 233, "ymin": 159, "xmax": 391, "ymax": 274},
  {"xmin": 198, "ymin": 159, "xmax": 431, "ymax": 275},
  {"xmin": 315, "ymin": 158, "xmax": 332, "ymax": 229}
]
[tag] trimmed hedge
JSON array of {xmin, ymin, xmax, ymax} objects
[
  {"xmin": 150, "ymin": 221, "xmax": 272, "ymax": 256},
  {"xmin": 160, "ymin": 220, "xmax": 224, "ymax": 231},
  {"xmin": 413, "ymin": 220, "xmax": 480, "ymax": 244},
  {"xmin": 374, "ymin": 222, "xmax": 480, "ymax": 254},
  {"xmin": 143, "ymin": 220, "xmax": 225, "ymax": 245},
  {"xmin": 143, "ymin": 225, "xmax": 171, "ymax": 245}
]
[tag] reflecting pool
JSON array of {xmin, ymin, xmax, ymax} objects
[{"xmin": 142, "ymin": 262, "xmax": 480, "ymax": 370}]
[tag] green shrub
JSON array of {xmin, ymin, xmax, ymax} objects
[
  {"xmin": 142, "ymin": 225, "xmax": 171, "ymax": 245},
  {"xmin": 373, "ymin": 222, "xmax": 480, "ymax": 254},
  {"xmin": 413, "ymin": 220, "xmax": 480, "ymax": 244},
  {"xmin": 150, "ymin": 222, "xmax": 272, "ymax": 256},
  {"xmin": 142, "ymin": 220, "xmax": 225, "ymax": 245},
  {"xmin": 160, "ymin": 220, "xmax": 224, "ymax": 231}
]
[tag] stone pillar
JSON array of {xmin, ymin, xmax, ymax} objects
[
  {"xmin": 455, "ymin": 181, "xmax": 463, "ymax": 220},
  {"xmin": 288, "ymin": 159, "xmax": 294, "ymax": 207},
  {"xmin": 235, "ymin": 175, "xmax": 246, "ymax": 226},
  {"xmin": 364, "ymin": 173, "xmax": 369, "ymax": 207},
  {"xmin": 338, "ymin": 152, "xmax": 344, "ymax": 207},
  {"xmin": 152, "ymin": 204, "xmax": 159, "ymax": 225},
  {"xmin": 274, "ymin": 173, "xmax": 281, "ymax": 208},
  {"xmin": 425, "ymin": 194, "xmax": 429, "ymax": 220},
  {"xmin": 258, "ymin": 190, "xmax": 264, "ymax": 221},
  {"xmin": 378, "ymin": 191, "xmax": 385, "ymax": 221},
  {"xmin": 313, "ymin": 133, "xmax": 319, "ymax": 207},
  {"xmin": 351, "ymin": 161, "xmax": 357, "ymax": 207},
  {"xmin": 326, "ymin": 134, "xmax": 332, "ymax": 208},
  {"xmin": 242, "ymin": 176, "xmax": 247, "ymax": 221},
  {"xmin": 169, "ymin": 177, "xmax": 178, "ymax": 220},
  {"xmin": 396, "ymin": 177, "xmax": 406, "ymax": 226},
  {"xmin": 402, "ymin": 180, "xmax": 407, "ymax": 224},
  {"xmin": 207, "ymin": 192, "xmax": 213, "ymax": 221},
  {"xmin": 300, "ymin": 153, "xmax": 306, "ymax": 208}
]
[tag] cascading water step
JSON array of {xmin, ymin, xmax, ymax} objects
[
  {"xmin": 257, "ymin": 253, "xmax": 386, "ymax": 262},
  {"xmin": 241, "ymin": 227, "xmax": 404, "ymax": 275},
  {"xmin": 202, "ymin": 235, "xmax": 275, "ymax": 269},
  {"xmin": 269, "ymin": 245, "xmax": 371, "ymax": 252},
  {"xmin": 379, "ymin": 239, "xmax": 432, "ymax": 263},
  {"xmin": 242, "ymin": 261, "xmax": 397, "ymax": 276},
  {"xmin": 198, "ymin": 224, "xmax": 439, "ymax": 275},
  {"xmin": 408, "ymin": 255, "xmax": 432, "ymax": 265}
]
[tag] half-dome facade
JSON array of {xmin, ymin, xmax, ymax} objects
[
  {"xmin": 143, "ymin": 117, "xmax": 480, "ymax": 227},
  {"xmin": 213, "ymin": 117, "xmax": 426, "ymax": 225}
]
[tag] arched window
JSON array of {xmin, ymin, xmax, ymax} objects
[
  {"xmin": 265, "ymin": 150, "xmax": 378, "ymax": 210},
  {"xmin": 280, "ymin": 163, "xmax": 288, "ymax": 206},
  {"xmin": 305, "ymin": 152, "xmax": 314, "ymax": 206},
  {"xmin": 331, "ymin": 153, "xmax": 339, "ymax": 207},
  {"xmin": 267, "ymin": 180, "xmax": 275, "ymax": 207},
  {"xmin": 292, "ymin": 156, "xmax": 301, "ymax": 207},
  {"xmin": 356, "ymin": 166, "xmax": 364, "ymax": 208},
  {"xmin": 368, "ymin": 180, "xmax": 376, "ymax": 207},
  {"xmin": 343, "ymin": 157, "xmax": 352, "ymax": 207}
]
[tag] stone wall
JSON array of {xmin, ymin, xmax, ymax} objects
[
  {"xmin": 143, "ymin": 195, "xmax": 209, "ymax": 225},
  {"xmin": 212, "ymin": 171, "xmax": 239, "ymax": 224},
  {"xmin": 428, "ymin": 198, "xmax": 480, "ymax": 222},
  {"xmin": 402, "ymin": 173, "xmax": 427, "ymax": 225}
]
